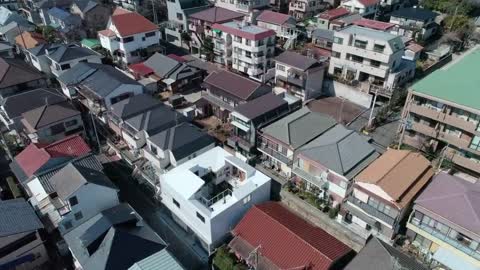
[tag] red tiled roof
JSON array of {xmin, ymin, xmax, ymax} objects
[
  {"xmin": 358, "ymin": 0, "xmax": 379, "ymax": 6},
  {"xmin": 112, "ymin": 7, "xmax": 131, "ymax": 16},
  {"xmin": 318, "ymin": 7, "xmax": 349, "ymax": 20},
  {"xmin": 14, "ymin": 135, "xmax": 91, "ymax": 177},
  {"xmin": 203, "ymin": 70, "xmax": 262, "ymax": 100},
  {"xmin": 231, "ymin": 202, "xmax": 352, "ymax": 270},
  {"xmin": 98, "ymin": 29, "xmax": 116, "ymax": 37},
  {"xmin": 353, "ymin": 18, "xmax": 395, "ymax": 31},
  {"xmin": 212, "ymin": 23, "xmax": 275, "ymax": 41},
  {"xmin": 256, "ymin": 10, "xmax": 294, "ymax": 25},
  {"xmin": 110, "ymin": 10, "xmax": 158, "ymax": 37},
  {"xmin": 129, "ymin": 62, "xmax": 154, "ymax": 76},
  {"xmin": 167, "ymin": 54, "xmax": 186, "ymax": 63}
]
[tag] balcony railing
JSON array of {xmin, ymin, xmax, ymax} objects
[
  {"xmin": 347, "ymin": 196, "xmax": 396, "ymax": 226},
  {"xmin": 292, "ymin": 166, "xmax": 328, "ymax": 189},
  {"xmin": 199, "ymin": 189, "xmax": 233, "ymax": 208},
  {"xmin": 257, "ymin": 143, "xmax": 292, "ymax": 165}
]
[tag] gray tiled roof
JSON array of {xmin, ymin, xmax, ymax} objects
[
  {"xmin": 261, "ymin": 107, "xmax": 337, "ymax": 149},
  {"xmin": 124, "ymin": 104, "xmax": 187, "ymax": 135},
  {"xmin": 129, "ymin": 249, "xmax": 185, "ymax": 270},
  {"xmin": 48, "ymin": 162, "xmax": 117, "ymax": 200},
  {"xmin": 312, "ymin": 28, "xmax": 334, "ymax": 41},
  {"xmin": 22, "ymin": 101, "xmax": 80, "ymax": 129},
  {"xmin": 0, "ymin": 88, "xmax": 66, "ymax": 119},
  {"xmin": 110, "ymin": 94, "xmax": 162, "ymax": 120},
  {"xmin": 73, "ymin": 0, "xmax": 98, "ymax": 13},
  {"xmin": 58, "ymin": 62, "xmax": 140, "ymax": 99},
  {"xmin": 234, "ymin": 93, "xmax": 288, "ymax": 121},
  {"xmin": 298, "ymin": 125, "xmax": 379, "ymax": 179},
  {"xmin": 148, "ymin": 122, "xmax": 215, "ymax": 161},
  {"xmin": 344, "ymin": 237, "xmax": 427, "ymax": 270},
  {"xmin": 143, "ymin": 53, "xmax": 199, "ymax": 81},
  {"xmin": 27, "ymin": 44, "xmax": 50, "ymax": 57},
  {"xmin": 46, "ymin": 44, "xmax": 98, "ymax": 63},
  {"xmin": 0, "ymin": 198, "xmax": 43, "ymax": 237},
  {"xmin": 275, "ymin": 51, "xmax": 319, "ymax": 71}
]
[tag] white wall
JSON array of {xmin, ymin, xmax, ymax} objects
[
  {"xmin": 324, "ymin": 80, "xmax": 372, "ymax": 108},
  {"xmin": 50, "ymin": 55, "xmax": 102, "ymax": 77},
  {"xmin": 171, "ymin": 143, "xmax": 216, "ymax": 167},
  {"xmin": 27, "ymin": 178, "xmax": 49, "ymax": 205}
]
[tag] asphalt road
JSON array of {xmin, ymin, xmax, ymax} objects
[{"xmin": 104, "ymin": 161, "xmax": 209, "ymax": 270}]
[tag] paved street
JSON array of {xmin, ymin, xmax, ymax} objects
[{"xmin": 104, "ymin": 161, "xmax": 209, "ymax": 270}]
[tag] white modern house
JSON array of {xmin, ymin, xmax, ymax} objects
[
  {"xmin": 328, "ymin": 25, "xmax": 415, "ymax": 98},
  {"xmin": 340, "ymin": 0, "xmax": 378, "ymax": 18},
  {"xmin": 160, "ymin": 147, "xmax": 271, "ymax": 254},
  {"xmin": 288, "ymin": 0, "xmax": 327, "ymax": 20},
  {"xmin": 212, "ymin": 21, "xmax": 276, "ymax": 80},
  {"xmin": 98, "ymin": 8, "xmax": 160, "ymax": 66}
]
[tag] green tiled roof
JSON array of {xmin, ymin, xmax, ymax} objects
[
  {"xmin": 412, "ymin": 48, "xmax": 480, "ymax": 111},
  {"xmin": 81, "ymin": 38, "xmax": 100, "ymax": 49}
]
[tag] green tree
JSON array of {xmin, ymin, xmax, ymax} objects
[
  {"xmin": 213, "ymin": 246, "xmax": 235, "ymax": 270},
  {"xmin": 35, "ymin": 25, "xmax": 57, "ymax": 43},
  {"xmin": 201, "ymin": 36, "xmax": 214, "ymax": 62},
  {"xmin": 181, "ymin": 31, "xmax": 192, "ymax": 51}
]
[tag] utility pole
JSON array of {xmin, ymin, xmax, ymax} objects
[
  {"xmin": 367, "ymin": 86, "xmax": 379, "ymax": 128},
  {"xmin": 90, "ymin": 112, "xmax": 101, "ymax": 153},
  {"xmin": 397, "ymin": 95, "xmax": 413, "ymax": 150},
  {"xmin": 436, "ymin": 143, "xmax": 450, "ymax": 172}
]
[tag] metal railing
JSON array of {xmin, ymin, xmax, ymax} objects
[
  {"xmin": 199, "ymin": 189, "xmax": 233, "ymax": 208},
  {"xmin": 347, "ymin": 196, "xmax": 396, "ymax": 226}
]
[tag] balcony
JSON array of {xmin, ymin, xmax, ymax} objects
[
  {"xmin": 409, "ymin": 220, "xmax": 480, "ymax": 261},
  {"xmin": 257, "ymin": 143, "xmax": 292, "ymax": 165},
  {"xmin": 409, "ymin": 103, "xmax": 443, "ymax": 120},
  {"xmin": 289, "ymin": 2, "xmax": 306, "ymax": 11},
  {"xmin": 227, "ymin": 135, "xmax": 254, "ymax": 152},
  {"xmin": 410, "ymin": 104, "xmax": 478, "ymax": 134},
  {"xmin": 410, "ymin": 122, "xmax": 438, "ymax": 138},
  {"xmin": 347, "ymin": 196, "xmax": 396, "ymax": 226},
  {"xmin": 450, "ymin": 151, "xmax": 480, "ymax": 174},
  {"xmin": 292, "ymin": 166, "xmax": 327, "ymax": 189},
  {"xmin": 277, "ymin": 74, "xmax": 305, "ymax": 88},
  {"xmin": 438, "ymin": 132, "xmax": 470, "ymax": 149}
]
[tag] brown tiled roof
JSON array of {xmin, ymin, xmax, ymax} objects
[
  {"xmin": 256, "ymin": 10, "xmax": 294, "ymax": 25},
  {"xmin": 189, "ymin": 7, "xmax": 244, "ymax": 23},
  {"xmin": 0, "ymin": 58, "xmax": 44, "ymax": 89},
  {"xmin": 15, "ymin": 32, "xmax": 46, "ymax": 49},
  {"xmin": 203, "ymin": 70, "xmax": 262, "ymax": 100},
  {"xmin": 355, "ymin": 149, "xmax": 433, "ymax": 208}
]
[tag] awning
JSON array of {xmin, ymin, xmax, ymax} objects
[{"xmin": 433, "ymin": 247, "xmax": 480, "ymax": 270}]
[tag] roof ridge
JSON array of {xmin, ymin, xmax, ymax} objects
[
  {"xmin": 373, "ymin": 150, "xmax": 410, "ymax": 185},
  {"xmin": 464, "ymin": 192, "xmax": 480, "ymax": 226},
  {"xmin": 255, "ymin": 204, "xmax": 335, "ymax": 262},
  {"xmin": 33, "ymin": 104, "xmax": 48, "ymax": 128}
]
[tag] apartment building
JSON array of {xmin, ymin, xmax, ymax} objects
[
  {"xmin": 329, "ymin": 26, "xmax": 415, "ymax": 99},
  {"xmin": 398, "ymin": 48, "xmax": 480, "ymax": 176},
  {"xmin": 340, "ymin": 0, "xmax": 378, "ymax": 18},
  {"xmin": 98, "ymin": 8, "xmax": 160, "ymax": 66},
  {"xmin": 389, "ymin": 7, "xmax": 438, "ymax": 42},
  {"xmin": 165, "ymin": 0, "xmax": 210, "ymax": 47},
  {"xmin": 275, "ymin": 51, "xmax": 326, "ymax": 101},
  {"xmin": 407, "ymin": 172, "xmax": 480, "ymax": 270},
  {"xmin": 160, "ymin": 147, "xmax": 271, "ymax": 254},
  {"xmin": 215, "ymin": 0, "xmax": 269, "ymax": 15},
  {"xmin": 212, "ymin": 21, "xmax": 276, "ymax": 80},
  {"xmin": 227, "ymin": 92, "xmax": 300, "ymax": 161},
  {"xmin": 342, "ymin": 149, "xmax": 433, "ymax": 243},
  {"xmin": 288, "ymin": 0, "xmax": 327, "ymax": 20},
  {"xmin": 188, "ymin": 7, "xmax": 244, "ymax": 55}
]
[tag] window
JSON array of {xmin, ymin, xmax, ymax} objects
[
  {"xmin": 69, "ymin": 196, "xmax": 78, "ymax": 206},
  {"xmin": 122, "ymin": 36, "xmax": 134, "ymax": 43},
  {"xmin": 470, "ymin": 136, "xmax": 480, "ymax": 151},
  {"xmin": 245, "ymin": 51, "xmax": 251, "ymax": 58},
  {"xmin": 246, "ymin": 39, "xmax": 251, "ymax": 46},
  {"xmin": 371, "ymin": 60, "xmax": 381, "ymax": 67},
  {"xmin": 354, "ymin": 40, "xmax": 367, "ymax": 49},
  {"xmin": 50, "ymin": 123, "xmax": 66, "ymax": 135},
  {"xmin": 350, "ymin": 54, "xmax": 364, "ymax": 63},
  {"xmin": 150, "ymin": 145, "xmax": 158, "ymax": 155},
  {"xmin": 243, "ymin": 195, "xmax": 251, "ymax": 204},
  {"xmin": 234, "ymin": 36, "xmax": 242, "ymax": 43},
  {"xmin": 74, "ymin": 211, "xmax": 83, "ymax": 220},
  {"xmin": 373, "ymin": 44, "xmax": 385, "ymax": 53},
  {"xmin": 172, "ymin": 198, "xmax": 180, "ymax": 208},
  {"xmin": 332, "ymin": 51, "xmax": 341, "ymax": 58},
  {"xmin": 277, "ymin": 64, "xmax": 285, "ymax": 71},
  {"xmin": 367, "ymin": 197, "xmax": 379, "ymax": 208},
  {"xmin": 63, "ymin": 221, "xmax": 72, "ymax": 230},
  {"xmin": 65, "ymin": 119, "xmax": 78, "ymax": 127},
  {"xmin": 176, "ymin": 13, "xmax": 183, "ymax": 20},
  {"xmin": 145, "ymin": 31, "xmax": 156, "ymax": 37},
  {"xmin": 61, "ymin": 63, "xmax": 71, "ymax": 70},
  {"xmin": 196, "ymin": 212, "xmax": 205, "ymax": 223},
  {"xmin": 333, "ymin": 37, "xmax": 343, "ymax": 44}
]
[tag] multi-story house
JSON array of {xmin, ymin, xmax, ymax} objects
[
  {"xmin": 312, "ymin": 28, "xmax": 334, "ymax": 54},
  {"xmin": 293, "ymin": 125, "xmax": 379, "ymax": 206},
  {"xmin": 340, "ymin": 0, "xmax": 378, "ymax": 18},
  {"xmin": 70, "ymin": 0, "xmax": 110, "ymax": 35},
  {"xmin": 275, "ymin": 51, "xmax": 327, "ymax": 101},
  {"xmin": 21, "ymin": 100, "xmax": 84, "ymax": 143},
  {"xmin": 188, "ymin": 7, "xmax": 244, "ymax": 55},
  {"xmin": 228, "ymin": 92, "xmax": 300, "ymax": 161},
  {"xmin": 316, "ymin": 7, "xmax": 350, "ymax": 30},
  {"xmin": 342, "ymin": 149, "xmax": 433, "ymax": 243},
  {"xmin": 98, "ymin": 8, "xmax": 160, "ymax": 66},
  {"xmin": 353, "ymin": 18, "xmax": 395, "ymax": 31},
  {"xmin": 329, "ymin": 25, "xmax": 415, "ymax": 99},
  {"xmin": 107, "ymin": 94, "xmax": 187, "ymax": 151},
  {"xmin": 389, "ymin": 8, "xmax": 438, "ymax": 42},
  {"xmin": 58, "ymin": 62, "xmax": 144, "ymax": 121},
  {"xmin": 49, "ymin": 163, "xmax": 119, "ymax": 233},
  {"xmin": 45, "ymin": 44, "xmax": 102, "ymax": 77},
  {"xmin": 21, "ymin": 0, "xmax": 73, "ymax": 25},
  {"xmin": 143, "ymin": 122, "xmax": 216, "ymax": 180},
  {"xmin": 47, "ymin": 7, "xmax": 82, "ymax": 35},
  {"xmin": 0, "ymin": 0, "xmax": 18, "ymax": 10},
  {"xmin": 0, "ymin": 57, "xmax": 47, "ymax": 99},
  {"xmin": 0, "ymin": 199, "xmax": 49, "ymax": 270},
  {"xmin": 165, "ymin": 0, "xmax": 210, "ymax": 47},
  {"xmin": 211, "ymin": 21, "xmax": 276, "ymax": 80},
  {"xmin": 160, "ymin": 146, "xmax": 271, "ymax": 254},
  {"xmin": 398, "ymin": 49, "xmax": 480, "ymax": 176},
  {"xmin": 407, "ymin": 172, "xmax": 480, "ymax": 270},
  {"xmin": 0, "ymin": 8, "xmax": 34, "ymax": 45},
  {"xmin": 0, "ymin": 88, "xmax": 66, "ymax": 131},
  {"xmin": 199, "ymin": 70, "xmax": 271, "ymax": 121},
  {"xmin": 215, "ymin": 0, "xmax": 269, "ymax": 15},
  {"xmin": 258, "ymin": 107, "xmax": 337, "ymax": 178},
  {"xmin": 288, "ymin": 0, "xmax": 327, "ymax": 20},
  {"xmin": 255, "ymin": 10, "xmax": 297, "ymax": 40}
]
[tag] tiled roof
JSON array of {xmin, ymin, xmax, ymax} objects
[
  {"xmin": 110, "ymin": 9, "xmax": 158, "ymax": 36},
  {"xmin": 13, "ymin": 135, "xmax": 91, "ymax": 178},
  {"xmin": 275, "ymin": 51, "xmax": 319, "ymax": 71},
  {"xmin": 234, "ymin": 92, "xmax": 288, "ymax": 120},
  {"xmin": 358, "ymin": 0, "xmax": 379, "ymax": 6},
  {"xmin": 353, "ymin": 18, "xmax": 394, "ymax": 31},
  {"xmin": 406, "ymin": 42, "xmax": 424, "ymax": 53},
  {"xmin": 256, "ymin": 10, "xmax": 294, "ymax": 25},
  {"xmin": 46, "ymin": 44, "xmax": 98, "ymax": 63},
  {"xmin": 21, "ymin": 101, "xmax": 80, "ymax": 130},
  {"xmin": 318, "ymin": 7, "xmax": 349, "ymax": 20},
  {"xmin": 0, "ymin": 57, "xmax": 44, "ymax": 89},
  {"xmin": 15, "ymin": 32, "xmax": 46, "ymax": 49},
  {"xmin": 98, "ymin": 29, "xmax": 115, "ymax": 37},
  {"xmin": 0, "ymin": 88, "xmax": 65, "ymax": 119},
  {"xmin": 129, "ymin": 62, "xmax": 154, "ymax": 77},
  {"xmin": 355, "ymin": 149, "xmax": 433, "ymax": 208},
  {"xmin": 391, "ymin": 7, "xmax": 438, "ymax": 21},
  {"xmin": 0, "ymin": 198, "xmax": 43, "ymax": 237},
  {"xmin": 203, "ymin": 70, "xmax": 263, "ymax": 100},
  {"xmin": 212, "ymin": 21, "xmax": 275, "ymax": 41},
  {"xmin": 189, "ymin": 7, "xmax": 244, "ymax": 24},
  {"xmin": 231, "ymin": 202, "xmax": 352, "ymax": 270}
]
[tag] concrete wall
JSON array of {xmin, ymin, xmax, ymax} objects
[{"xmin": 323, "ymin": 80, "xmax": 372, "ymax": 108}]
